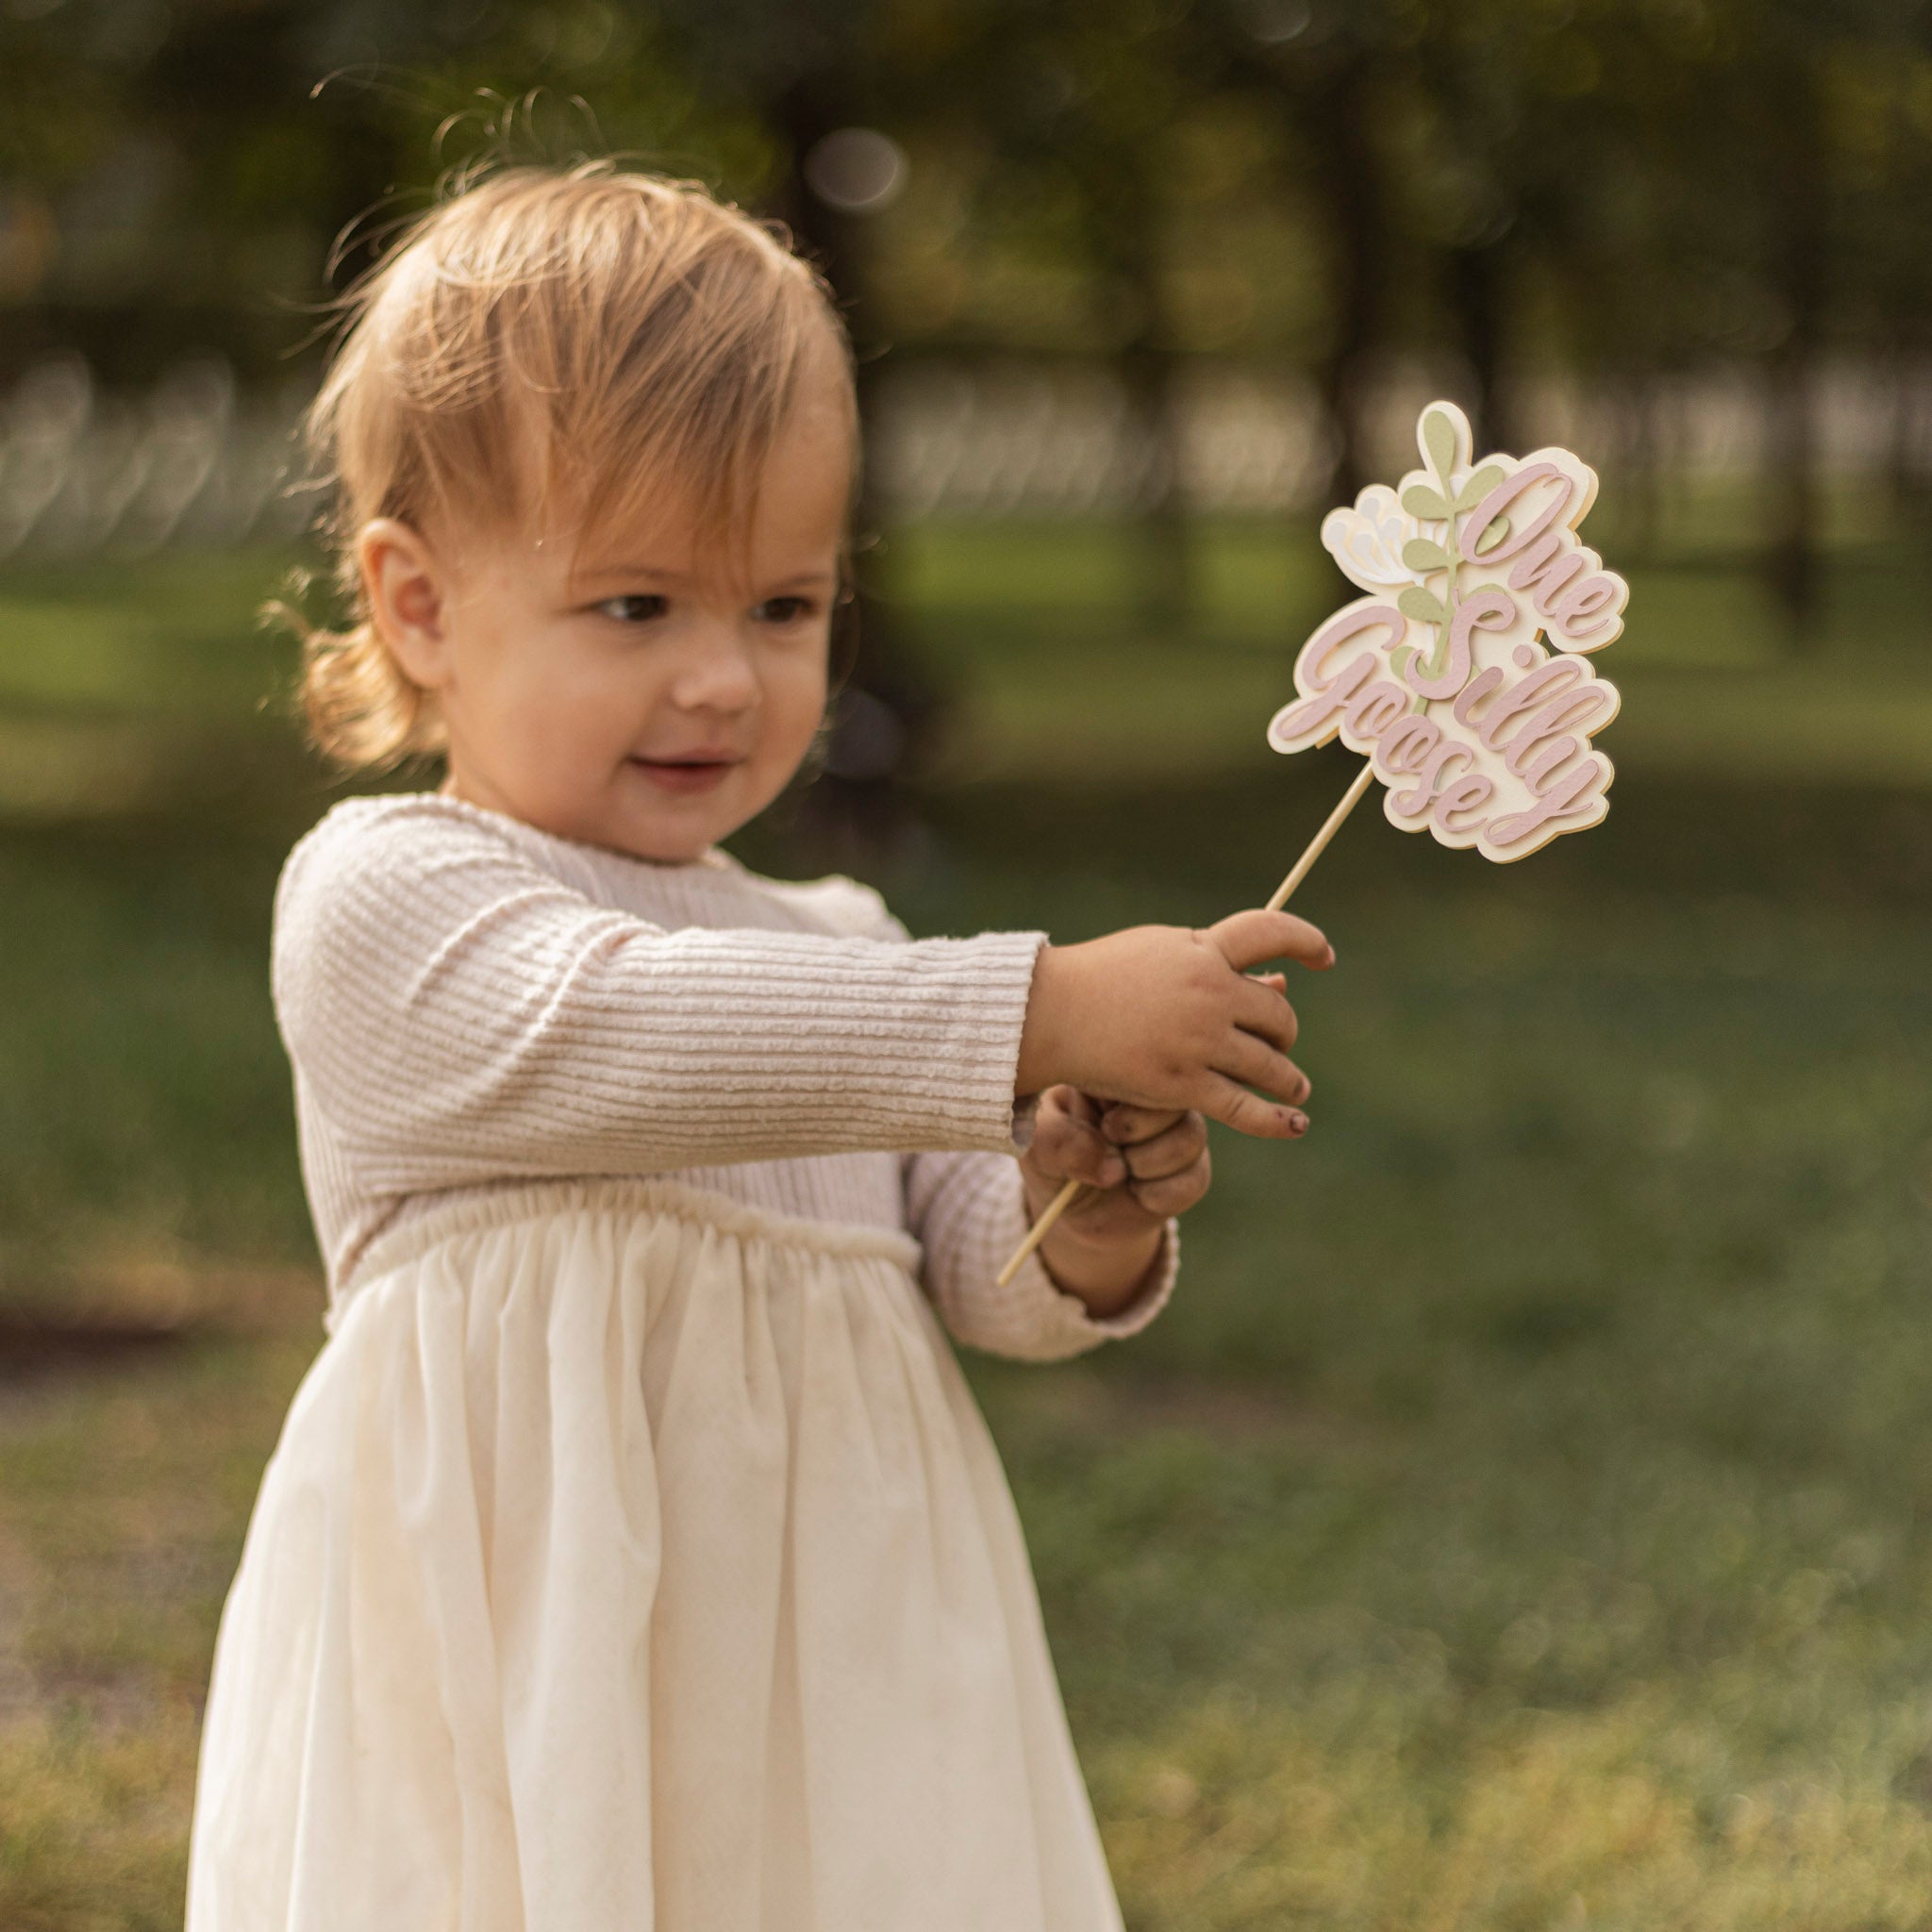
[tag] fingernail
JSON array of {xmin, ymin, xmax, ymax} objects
[
  {"xmin": 1286, "ymin": 1109, "xmax": 1308, "ymax": 1135},
  {"xmin": 1100, "ymin": 1156, "xmax": 1126, "ymax": 1185}
]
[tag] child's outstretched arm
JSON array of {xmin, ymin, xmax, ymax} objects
[
  {"xmin": 273, "ymin": 800, "xmax": 1052, "ymax": 1188},
  {"xmin": 901, "ymin": 913, "xmax": 1330, "ymax": 1363}
]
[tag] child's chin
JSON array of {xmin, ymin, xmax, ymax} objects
[{"xmin": 618, "ymin": 807, "xmax": 733, "ymax": 865}]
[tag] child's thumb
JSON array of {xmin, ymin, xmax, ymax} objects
[{"xmin": 1033, "ymin": 1091, "xmax": 1126, "ymax": 1187}]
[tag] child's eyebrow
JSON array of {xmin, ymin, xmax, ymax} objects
[{"xmin": 576, "ymin": 564, "xmax": 838, "ymax": 591}]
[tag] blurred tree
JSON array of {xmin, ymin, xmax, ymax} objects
[
  {"xmin": 11, "ymin": 0, "xmax": 1932, "ymax": 661},
  {"xmin": 1202, "ymin": 0, "xmax": 1406, "ymax": 504},
  {"xmin": 899, "ymin": 0, "xmax": 1221, "ymax": 627}
]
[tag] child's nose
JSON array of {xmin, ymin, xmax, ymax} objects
[{"xmin": 668, "ymin": 625, "xmax": 761, "ymax": 711}]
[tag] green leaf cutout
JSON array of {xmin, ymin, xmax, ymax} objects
[
  {"xmin": 1423, "ymin": 408, "xmax": 1457, "ymax": 481},
  {"xmin": 1402, "ymin": 538, "xmax": 1449, "ymax": 572},
  {"xmin": 1454, "ymin": 463, "xmax": 1506, "ymax": 512},
  {"xmin": 1397, "ymin": 586, "xmax": 1444, "ymax": 626},
  {"xmin": 1402, "ymin": 485, "xmax": 1451, "ymax": 521},
  {"xmin": 1473, "ymin": 516, "xmax": 1510, "ymax": 556},
  {"xmin": 1390, "ymin": 642, "xmax": 1415, "ymax": 685}
]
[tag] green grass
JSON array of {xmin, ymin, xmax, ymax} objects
[
  {"xmin": 0, "ymin": 825, "xmax": 315, "ymax": 1297},
  {"xmin": 4, "ymin": 520, "xmax": 1932, "ymax": 1926},
  {"xmin": 960, "ymin": 875, "xmax": 1932, "ymax": 1926},
  {"xmin": 7, "ymin": 495, "xmax": 1932, "ymax": 818}
]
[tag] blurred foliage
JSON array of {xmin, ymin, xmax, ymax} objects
[
  {"xmin": 5, "ymin": 1, "xmax": 1932, "ymax": 394},
  {"xmin": 8, "ymin": 0, "xmax": 1932, "ymax": 638}
]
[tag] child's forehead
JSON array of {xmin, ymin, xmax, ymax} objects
[
  {"xmin": 558, "ymin": 492, "xmax": 841, "ymax": 597},
  {"xmin": 567, "ymin": 441, "xmax": 851, "ymax": 589}
]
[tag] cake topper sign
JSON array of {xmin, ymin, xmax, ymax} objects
[
  {"xmin": 1268, "ymin": 399, "xmax": 1625, "ymax": 861},
  {"xmin": 995, "ymin": 398, "xmax": 1630, "ymax": 1287}
]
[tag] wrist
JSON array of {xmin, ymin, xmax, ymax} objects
[
  {"xmin": 1015, "ymin": 941, "xmax": 1071, "ymax": 1096},
  {"xmin": 1038, "ymin": 1216, "xmax": 1165, "ymax": 1318}
]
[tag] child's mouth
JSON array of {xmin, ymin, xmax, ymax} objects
[{"xmin": 628, "ymin": 757, "xmax": 739, "ymax": 795}]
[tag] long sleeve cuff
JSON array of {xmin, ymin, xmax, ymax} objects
[{"xmin": 929, "ymin": 1158, "xmax": 1180, "ymax": 1362}]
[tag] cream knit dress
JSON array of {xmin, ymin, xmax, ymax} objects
[{"xmin": 185, "ymin": 791, "xmax": 1179, "ymax": 1932}]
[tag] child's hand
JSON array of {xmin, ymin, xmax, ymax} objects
[
  {"xmin": 1014, "ymin": 909, "xmax": 1331, "ymax": 1139},
  {"xmin": 1018, "ymin": 1087, "xmax": 1218, "ymax": 1241}
]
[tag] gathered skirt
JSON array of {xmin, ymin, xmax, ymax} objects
[{"xmin": 184, "ymin": 1177, "xmax": 1125, "ymax": 1932}]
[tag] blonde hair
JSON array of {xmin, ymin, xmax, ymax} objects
[{"xmin": 285, "ymin": 160, "xmax": 859, "ymax": 774}]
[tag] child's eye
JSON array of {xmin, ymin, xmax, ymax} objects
[
  {"xmin": 756, "ymin": 595, "xmax": 819, "ymax": 625},
  {"xmin": 595, "ymin": 594, "xmax": 669, "ymax": 624}
]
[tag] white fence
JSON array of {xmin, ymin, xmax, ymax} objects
[
  {"xmin": 3, "ymin": 350, "xmax": 1930, "ymax": 558},
  {"xmin": 0, "ymin": 356, "xmax": 320, "ymax": 558}
]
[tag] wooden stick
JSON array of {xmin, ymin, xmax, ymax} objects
[
  {"xmin": 994, "ymin": 759, "xmax": 1376, "ymax": 1290},
  {"xmin": 1264, "ymin": 758, "xmax": 1376, "ymax": 911}
]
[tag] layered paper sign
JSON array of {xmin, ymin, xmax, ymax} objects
[{"xmin": 1268, "ymin": 400, "xmax": 1628, "ymax": 862}]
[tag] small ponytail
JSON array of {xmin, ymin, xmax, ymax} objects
[{"xmin": 264, "ymin": 565, "xmax": 445, "ymax": 774}]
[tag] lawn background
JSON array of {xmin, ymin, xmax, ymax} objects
[{"xmin": 4, "ymin": 507, "xmax": 1932, "ymax": 1929}]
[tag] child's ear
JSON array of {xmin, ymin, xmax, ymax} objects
[{"xmin": 357, "ymin": 518, "xmax": 451, "ymax": 689}]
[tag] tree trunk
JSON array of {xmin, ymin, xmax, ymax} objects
[
  {"xmin": 1118, "ymin": 328, "xmax": 1191, "ymax": 631},
  {"xmin": 1760, "ymin": 54, "xmax": 1827, "ymax": 646},
  {"xmin": 1297, "ymin": 53, "xmax": 1390, "ymax": 507},
  {"xmin": 1612, "ymin": 369, "xmax": 1660, "ymax": 560},
  {"xmin": 767, "ymin": 78, "xmax": 946, "ymax": 871},
  {"xmin": 1446, "ymin": 237, "xmax": 1510, "ymax": 458},
  {"xmin": 1886, "ymin": 328, "xmax": 1930, "ymax": 522}
]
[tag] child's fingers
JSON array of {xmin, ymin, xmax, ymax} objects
[
  {"xmin": 1127, "ymin": 1147, "xmax": 1211, "ymax": 1218},
  {"xmin": 1118, "ymin": 1110, "xmax": 1208, "ymax": 1180},
  {"xmin": 1202, "ymin": 908, "xmax": 1334, "ymax": 975},
  {"xmin": 1233, "ymin": 974, "xmax": 1300, "ymax": 1055},
  {"xmin": 1211, "ymin": 1025, "xmax": 1311, "ymax": 1109},
  {"xmin": 1031, "ymin": 1086, "xmax": 1125, "ymax": 1188},
  {"xmin": 1196, "ymin": 1072, "xmax": 1309, "ymax": 1140},
  {"xmin": 1099, "ymin": 1101, "xmax": 1185, "ymax": 1144}
]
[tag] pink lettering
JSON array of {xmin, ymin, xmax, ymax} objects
[
  {"xmin": 1460, "ymin": 461, "xmax": 1576, "ymax": 564},
  {"xmin": 1274, "ymin": 408, "xmax": 1622, "ymax": 863},
  {"xmin": 1267, "ymin": 650, "xmax": 1377, "ymax": 750},
  {"xmin": 1388, "ymin": 740, "xmax": 1473, "ymax": 819},
  {"xmin": 1503, "ymin": 686, "xmax": 1614, "ymax": 778},
  {"xmin": 1550, "ymin": 577, "xmax": 1620, "ymax": 641},
  {"xmin": 1293, "ymin": 601, "xmax": 1407, "ymax": 695},
  {"xmin": 1408, "ymin": 587, "xmax": 1515, "ymax": 702},
  {"xmin": 1451, "ymin": 665, "xmax": 1506, "ymax": 733},
  {"xmin": 1377, "ymin": 716, "xmax": 1441, "ymax": 776},
  {"xmin": 1344, "ymin": 679, "xmax": 1410, "ymax": 741},
  {"xmin": 1487, "ymin": 757, "xmax": 1609, "ymax": 850},
  {"xmin": 1432, "ymin": 773, "xmax": 1495, "ymax": 834},
  {"xmin": 1520, "ymin": 735, "xmax": 1582, "ymax": 791},
  {"xmin": 1505, "ymin": 531, "xmax": 1585, "ymax": 608},
  {"xmin": 1476, "ymin": 659, "xmax": 1585, "ymax": 756}
]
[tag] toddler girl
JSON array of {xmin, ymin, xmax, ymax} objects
[{"xmin": 185, "ymin": 160, "xmax": 1330, "ymax": 1932}]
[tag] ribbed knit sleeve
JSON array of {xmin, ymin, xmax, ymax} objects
[
  {"xmin": 848, "ymin": 898, "xmax": 1182, "ymax": 1362},
  {"xmin": 271, "ymin": 804, "xmax": 1049, "ymax": 1190},
  {"xmin": 903, "ymin": 1149, "xmax": 1180, "ymax": 1362}
]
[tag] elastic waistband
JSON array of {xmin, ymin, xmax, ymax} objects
[{"xmin": 332, "ymin": 1175, "xmax": 924, "ymax": 1328}]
